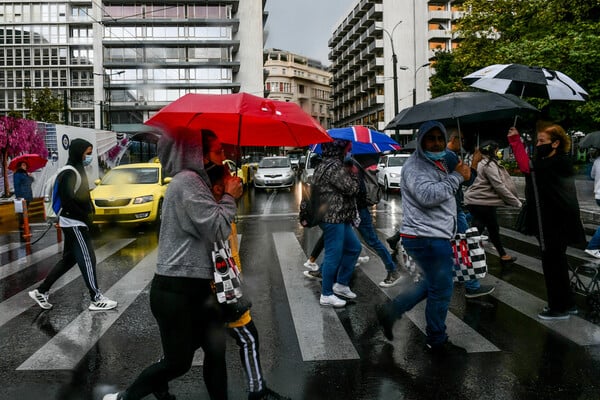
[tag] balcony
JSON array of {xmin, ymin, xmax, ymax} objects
[
  {"xmin": 428, "ymin": 29, "xmax": 452, "ymax": 40},
  {"xmin": 428, "ymin": 10, "xmax": 452, "ymax": 20}
]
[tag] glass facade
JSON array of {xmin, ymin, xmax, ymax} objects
[{"xmin": 0, "ymin": 0, "xmax": 259, "ymax": 133}]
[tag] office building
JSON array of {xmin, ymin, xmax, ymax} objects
[
  {"xmin": 329, "ymin": 0, "xmax": 464, "ymax": 138},
  {"xmin": 264, "ymin": 48, "xmax": 332, "ymax": 129},
  {"xmin": 0, "ymin": 0, "xmax": 266, "ymax": 135}
]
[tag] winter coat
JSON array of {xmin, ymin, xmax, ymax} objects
[
  {"xmin": 400, "ymin": 121, "xmax": 464, "ymax": 239},
  {"xmin": 464, "ymin": 156, "xmax": 522, "ymax": 208},
  {"xmin": 312, "ymin": 140, "xmax": 359, "ymax": 224},
  {"xmin": 155, "ymin": 133, "xmax": 238, "ymax": 280},
  {"xmin": 13, "ymin": 168, "xmax": 33, "ymax": 202},
  {"xmin": 508, "ymin": 134, "xmax": 585, "ymax": 246}
]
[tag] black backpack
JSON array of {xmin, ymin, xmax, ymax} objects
[{"xmin": 361, "ymin": 167, "xmax": 382, "ymax": 206}]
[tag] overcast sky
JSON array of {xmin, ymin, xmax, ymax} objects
[{"xmin": 264, "ymin": 0, "xmax": 357, "ymax": 65}]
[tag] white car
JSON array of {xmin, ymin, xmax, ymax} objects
[
  {"xmin": 253, "ymin": 156, "xmax": 295, "ymax": 190},
  {"xmin": 300, "ymin": 150, "xmax": 322, "ymax": 186},
  {"xmin": 376, "ymin": 154, "xmax": 410, "ymax": 192}
]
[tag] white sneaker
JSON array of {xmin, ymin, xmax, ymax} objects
[
  {"xmin": 89, "ymin": 294, "xmax": 118, "ymax": 311},
  {"xmin": 103, "ymin": 394, "xmax": 121, "ymax": 400},
  {"xmin": 29, "ymin": 289, "xmax": 53, "ymax": 310},
  {"xmin": 585, "ymin": 249, "xmax": 600, "ymax": 259},
  {"xmin": 303, "ymin": 259, "xmax": 319, "ymax": 271},
  {"xmin": 319, "ymin": 294, "xmax": 346, "ymax": 307},
  {"xmin": 355, "ymin": 256, "xmax": 370, "ymax": 266},
  {"xmin": 333, "ymin": 282, "xmax": 357, "ymax": 299}
]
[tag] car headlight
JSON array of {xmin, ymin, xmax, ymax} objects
[
  {"xmin": 133, "ymin": 195, "xmax": 154, "ymax": 204},
  {"xmin": 255, "ymin": 173, "xmax": 264, "ymax": 179},
  {"xmin": 389, "ymin": 173, "xmax": 400, "ymax": 178}
]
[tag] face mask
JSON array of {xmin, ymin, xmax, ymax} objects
[
  {"xmin": 83, "ymin": 154, "xmax": 93, "ymax": 166},
  {"xmin": 424, "ymin": 150, "xmax": 447, "ymax": 161},
  {"xmin": 535, "ymin": 143, "xmax": 554, "ymax": 159}
]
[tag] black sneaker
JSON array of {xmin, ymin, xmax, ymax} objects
[
  {"xmin": 538, "ymin": 309, "xmax": 570, "ymax": 320},
  {"xmin": 378, "ymin": 270, "xmax": 401, "ymax": 288},
  {"xmin": 425, "ymin": 340, "xmax": 467, "ymax": 356},
  {"xmin": 375, "ymin": 304, "xmax": 396, "ymax": 340},
  {"xmin": 542, "ymin": 305, "xmax": 578, "ymax": 315},
  {"xmin": 154, "ymin": 390, "xmax": 176, "ymax": 400},
  {"xmin": 248, "ymin": 387, "xmax": 291, "ymax": 400},
  {"xmin": 464, "ymin": 285, "xmax": 495, "ymax": 299}
]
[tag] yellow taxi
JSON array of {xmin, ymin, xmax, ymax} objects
[{"xmin": 90, "ymin": 161, "xmax": 171, "ymax": 225}]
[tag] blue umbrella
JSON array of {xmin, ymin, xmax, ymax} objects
[{"xmin": 310, "ymin": 126, "xmax": 401, "ymax": 154}]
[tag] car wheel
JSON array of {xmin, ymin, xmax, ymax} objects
[
  {"xmin": 155, "ymin": 199, "xmax": 164, "ymax": 226},
  {"xmin": 384, "ymin": 177, "xmax": 390, "ymax": 192}
]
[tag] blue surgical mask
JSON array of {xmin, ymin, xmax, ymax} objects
[
  {"xmin": 424, "ymin": 150, "xmax": 447, "ymax": 161},
  {"xmin": 83, "ymin": 154, "xmax": 93, "ymax": 166}
]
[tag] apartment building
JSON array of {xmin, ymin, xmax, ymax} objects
[
  {"xmin": 0, "ymin": 0, "xmax": 266, "ymax": 134},
  {"xmin": 264, "ymin": 48, "xmax": 332, "ymax": 129},
  {"xmin": 329, "ymin": 0, "xmax": 464, "ymax": 138}
]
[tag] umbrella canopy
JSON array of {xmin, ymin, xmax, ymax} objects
[
  {"xmin": 8, "ymin": 153, "xmax": 48, "ymax": 172},
  {"xmin": 310, "ymin": 126, "xmax": 401, "ymax": 154},
  {"xmin": 385, "ymin": 92, "xmax": 539, "ymax": 130},
  {"xmin": 144, "ymin": 92, "xmax": 331, "ymax": 147},
  {"xmin": 578, "ymin": 131, "xmax": 600, "ymax": 149},
  {"xmin": 463, "ymin": 64, "xmax": 588, "ymax": 101}
]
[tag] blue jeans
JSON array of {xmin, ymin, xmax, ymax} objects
[
  {"xmin": 356, "ymin": 207, "xmax": 396, "ymax": 272},
  {"xmin": 391, "ymin": 237, "xmax": 454, "ymax": 346},
  {"xmin": 457, "ymin": 209, "xmax": 481, "ymax": 291},
  {"xmin": 588, "ymin": 200, "xmax": 600, "ymax": 250},
  {"xmin": 320, "ymin": 222, "xmax": 362, "ymax": 296}
]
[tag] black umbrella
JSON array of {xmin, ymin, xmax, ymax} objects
[
  {"xmin": 463, "ymin": 63, "xmax": 588, "ymax": 101},
  {"xmin": 385, "ymin": 92, "xmax": 538, "ymax": 131},
  {"xmin": 578, "ymin": 131, "xmax": 600, "ymax": 149}
]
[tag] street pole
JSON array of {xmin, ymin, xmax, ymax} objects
[
  {"xmin": 412, "ymin": 62, "xmax": 431, "ymax": 136},
  {"xmin": 382, "ymin": 21, "xmax": 403, "ymax": 144}
]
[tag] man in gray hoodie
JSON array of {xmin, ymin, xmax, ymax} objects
[{"xmin": 375, "ymin": 121, "xmax": 471, "ymax": 355}]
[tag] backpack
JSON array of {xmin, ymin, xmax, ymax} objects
[
  {"xmin": 298, "ymin": 162, "xmax": 334, "ymax": 228},
  {"xmin": 361, "ymin": 167, "xmax": 382, "ymax": 206},
  {"xmin": 43, "ymin": 165, "xmax": 81, "ymax": 221}
]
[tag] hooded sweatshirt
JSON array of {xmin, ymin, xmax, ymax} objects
[
  {"xmin": 58, "ymin": 138, "xmax": 93, "ymax": 225},
  {"xmin": 400, "ymin": 121, "xmax": 464, "ymax": 239},
  {"xmin": 155, "ymin": 133, "xmax": 237, "ymax": 279}
]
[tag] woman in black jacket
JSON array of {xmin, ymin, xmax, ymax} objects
[{"xmin": 508, "ymin": 123, "xmax": 585, "ymax": 320}]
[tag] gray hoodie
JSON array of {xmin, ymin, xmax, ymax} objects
[
  {"xmin": 400, "ymin": 121, "xmax": 464, "ymax": 239},
  {"xmin": 156, "ymin": 133, "xmax": 237, "ymax": 279}
]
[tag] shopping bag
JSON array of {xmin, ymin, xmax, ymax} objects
[
  {"xmin": 452, "ymin": 227, "xmax": 487, "ymax": 282},
  {"xmin": 212, "ymin": 239, "xmax": 243, "ymax": 304}
]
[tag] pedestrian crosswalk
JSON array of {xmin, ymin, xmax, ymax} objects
[{"xmin": 2, "ymin": 223, "xmax": 600, "ymax": 374}]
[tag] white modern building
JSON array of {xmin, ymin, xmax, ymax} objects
[
  {"xmin": 0, "ymin": 0, "xmax": 267, "ymax": 135},
  {"xmin": 264, "ymin": 48, "xmax": 332, "ymax": 129},
  {"xmin": 329, "ymin": 0, "xmax": 464, "ymax": 139}
]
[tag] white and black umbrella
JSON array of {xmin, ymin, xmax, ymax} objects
[{"xmin": 463, "ymin": 64, "xmax": 588, "ymax": 101}]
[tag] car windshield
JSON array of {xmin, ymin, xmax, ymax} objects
[
  {"xmin": 307, "ymin": 153, "xmax": 322, "ymax": 168},
  {"xmin": 102, "ymin": 168, "xmax": 159, "ymax": 185},
  {"xmin": 388, "ymin": 157, "xmax": 408, "ymax": 167},
  {"xmin": 259, "ymin": 158, "xmax": 290, "ymax": 168}
]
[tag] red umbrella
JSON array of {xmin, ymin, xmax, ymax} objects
[
  {"xmin": 8, "ymin": 153, "xmax": 48, "ymax": 172},
  {"xmin": 144, "ymin": 92, "xmax": 331, "ymax": 147}
]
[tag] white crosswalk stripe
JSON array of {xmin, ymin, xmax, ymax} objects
[{"xmin": 4, "ymin": 225, "xmax": 600, "ymax": 372}]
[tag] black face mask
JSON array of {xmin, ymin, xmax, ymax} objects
[{"xmin": 535, "ymin": 143, "xmax": 554, "ymax": 159}]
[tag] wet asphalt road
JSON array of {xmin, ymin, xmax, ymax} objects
[{"xmin": 2, "ymin": 179, "xmax": 600, "ymax": 400}]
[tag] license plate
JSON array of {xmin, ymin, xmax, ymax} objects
[{"xmin": 104, "ymin": 209, "xmax": 119, "ymax": 215}]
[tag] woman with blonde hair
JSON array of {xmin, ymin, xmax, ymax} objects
[{"xmin": 508, "ymin": 122, "xmax": 585, "ymax": 320}]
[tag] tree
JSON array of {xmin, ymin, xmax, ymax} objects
[
  {"xmin": 429, "ymin": 0, "xmax": 600, "ymax": 131},
  {"xmin": 24, "ymin": 87, "xmax": 64, "ymax": 124},
  {"xmin": 0, "ymin": 116, "xmax": 48, "ymax": 197}
]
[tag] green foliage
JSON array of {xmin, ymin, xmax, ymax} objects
[
  {"xmin": 429, "ymin": 0, "xmax": 600, "ymax": 131},
  {"xmin": 24, "ymin": 87, "xmax": 64, "ymax": 124}
]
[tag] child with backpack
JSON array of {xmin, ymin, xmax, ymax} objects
[{"xmin": 29, "ymin": 138, "xmax": 117, "ymax": 311}]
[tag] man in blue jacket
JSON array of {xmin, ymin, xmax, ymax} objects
[{"xmin": 375, "ymin": 121, "xmax": 471, "ymax": 355}]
